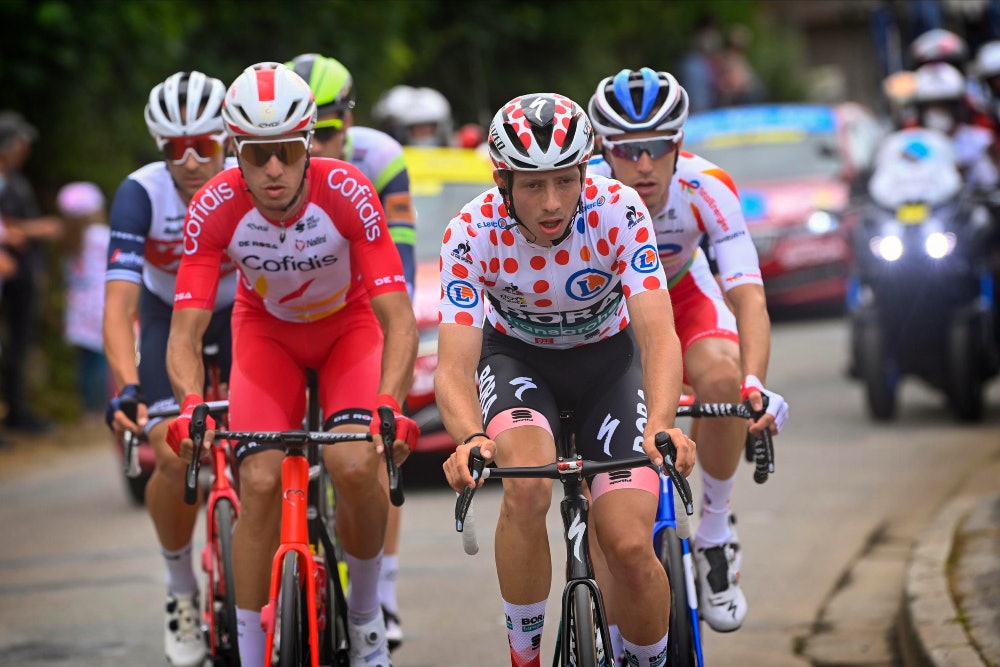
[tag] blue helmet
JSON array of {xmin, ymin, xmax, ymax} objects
[{"xmin": 588, "ymin": 67, "xmax": 688, "ymax": 137}]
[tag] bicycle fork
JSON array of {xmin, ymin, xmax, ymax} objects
[{"xmin": 262, "ymin": 452, "xmax": 323, "ymax": 667}]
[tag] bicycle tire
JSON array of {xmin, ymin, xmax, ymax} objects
[
  {"xmin": 277, "ymin": 552, "xmax": 308, "ymax": 667},
  {"xmin": 211, "ymin": 498, "xmax": 240, "ymax": 666},
  {"xmin": 658, "ymin": 526, "xmax": 698, "ymax": 667},
  {"xmin": 567, "ymin": 584, "xmax": 598, "ymax": 667}
]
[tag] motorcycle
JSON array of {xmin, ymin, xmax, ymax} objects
[{"xmin": 846, "ymin": 127, "xmax": 998, "ymax": 422}]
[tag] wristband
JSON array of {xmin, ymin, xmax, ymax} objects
[{"xmin": 462, "ymin": 431, "xmax": 489, "ymax": 445}]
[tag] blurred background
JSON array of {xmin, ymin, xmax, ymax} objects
[{"xmin": 1, "ymin": 0, "xmax": 999, "ymax": 423}]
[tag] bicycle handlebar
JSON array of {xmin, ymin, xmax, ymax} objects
[
  {"xmin": 184, "ymin": 405, "xmax": 406, "ymax": 507},
  {"xmin": 455, "ymin": 431, "xmax": 692, "ymax": 555},
  {"xmin": 678, "ymin": 397, "xmax": 775, "ymax": 484}
]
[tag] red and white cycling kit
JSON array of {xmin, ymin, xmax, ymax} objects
[
  {"xmin": 589, "ymin": 151, "xmax": 763, "ymax": 354},
  {"xmin": 174, "ymin": 159, "xmax": 408, "ymax": 455}
]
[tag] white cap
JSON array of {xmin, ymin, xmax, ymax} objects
[{"xmin": 57, "ymin": 182, "xmax": 105, "ymax": 217}]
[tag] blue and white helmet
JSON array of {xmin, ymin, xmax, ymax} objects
[{"xmin": 588, "ymin": 67, "xmax": 689, "ymax": 137}]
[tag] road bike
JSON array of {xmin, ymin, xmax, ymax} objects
[
  {"xmin": 187, "ymin": 397, "xmax": 404, "ymax": 667},
  {"xmin": 653, "ymin": 395, "xmax": 774, "ymax": 667},
  {"xmin": 454, "ymin": 410, "xmax": 689, "ymax": 667}
]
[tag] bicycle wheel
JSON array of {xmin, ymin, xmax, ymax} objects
[
  {"xmin": 658, "ymin": 526, "xmax": 699, "ymax": 667},
  {"xmin": 566, "ymin": 584, "xmax": 598, "ymax": 667},
  {"xmin": 277, "ymin": 552, "xmax": 309, "ymax": 667},
  {"xmin": 210, "ymin": 498, "xmax": 240, "ymax": 666}
]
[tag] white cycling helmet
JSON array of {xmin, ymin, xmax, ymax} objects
[
  {"xmin": 372, "ymin": 85, "xmax": 453, "ymax": 146},
  {"xmin": 144, "ymin": 71, "xmax": 226, "ymax": 139},
  {"xmin": 976, "ymin": 41, "xmax": 1000, "ymax": 80},
  {"xmin": 913, "ymin": 62, "xmax": 966, "ymax": 103},
  {"xmin": 588, "ymin": 68, "xmax": 688, "ymax": 137},
  {"xmin": 222, "ymin": 62, "xmax": 317, "ymax": 138},
  {"xmin": 487, "ymin": 93, "xmax": 594, "ymax": 172},
  {"xmin": 910, "ymin": 28, "xmax": 968, "ymax": 68}
]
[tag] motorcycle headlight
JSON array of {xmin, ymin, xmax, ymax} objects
[
  {"xmin": 924, "ymin": 231, "xmax": 956, "ymax": 258},
  {"xmin": 805, "ymin": 210, "xmax": 838, "ymax": 234},
  {"xmin": 870, "ymin": 235, "xmax": 903, "ymax": 261}
]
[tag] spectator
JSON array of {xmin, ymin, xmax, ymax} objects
[
  {"xmin": 56, "ymin": 182, "xmax": 110, "ymax": 422},
  {"xmin": 717, "ymin": 24, "xmax": 766, "ymax": 106},
  {"xmin": 678, "ymin": 15, "xmax": 723, "ymax": 112},
  {"xmin": 0, "ymin": 111, "xmax": 62, "ymax": 434}
]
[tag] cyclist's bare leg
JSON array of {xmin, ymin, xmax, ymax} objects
[
  {"xmin": 145, "ymin": 420, "xmax": 200, "ymax": 551},
  {"xmin": 592, "ymin": 488, "xmax": 668, "ymax": 645},
  {"xmin": 325, "ymin": 430, "xmax": 387, "ymax": 559},
  {"xmin": 232, "ymin": 449, "xmax": 284, "ymax": 610},
  {"xmin": 684, "ymin": 337, "xmax": 744, "ymax": 481},
  {"xmin": 492, "ymin": 425, "xmax": 555, "ymax": 603}
]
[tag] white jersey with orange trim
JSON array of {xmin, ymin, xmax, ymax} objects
[
  {"xmin": 438, "ymin": 174, "xmax": 668, "ymax": 349},
  {"xmin": 588, "ymin": 151, "xmax": 763, "ymax": 290},
  {"xmin": 174, "ymin": 159, "xmax": 408, "ymax": 322}
]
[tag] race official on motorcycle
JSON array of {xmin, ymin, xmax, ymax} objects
[{"xmin": 912, "ymin": 62, "xmax": 999, "ymax": 192}]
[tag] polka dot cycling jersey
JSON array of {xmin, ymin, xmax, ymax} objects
[
  {"xmin": 438, "ymin": 173, "xmax": 668, "ymax": 349},
  {"xmin": 589, "ymin": 151, "xmax": 763, "ymax": 291},
  {"xmin": 174, "ymin": 159, "xmax": 407, "ymax": 322}
]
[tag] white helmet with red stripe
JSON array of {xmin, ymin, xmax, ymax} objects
[
  {"xmin": 222, "ymin": 62, "xmax": 317, "ymax": 137},
  {"xmin": 487, "ymin": 93, "xmax": 594, "ymax": 171}
]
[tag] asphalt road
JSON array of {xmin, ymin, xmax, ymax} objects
[{"xmin": 1, "ymin": 314, "xmax": 999, "ymax": 667}]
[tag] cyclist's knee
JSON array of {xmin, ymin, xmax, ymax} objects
[
  {"xmin": 501, "ymin": 478, "xmax": 551, "ymax": 519},
  {"xmin": 238, "ymin": 453, "xmax": 283, "ymax": 502}
]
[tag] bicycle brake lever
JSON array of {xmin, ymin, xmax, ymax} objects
[
  {"xmin": 655, "ymin": 432, "xmax": 693, "ymax": 515},
  {"xmin": 120, "ymin": 397, "xmax": 141, "ymax": 477},
  {"xmin": 742, "ymin": 396, "xmax": 774, "ymax": 483},
  {"xmin": 377, "ymin": 405, "xmax": 405, "ymax": 507},
  {"xmin": 455, "ymin": 447, "xmax": 486, "ymax": 531},
  {"xmin": 184, "ymin": 403, "xmax": 210, "ymax": 506}
]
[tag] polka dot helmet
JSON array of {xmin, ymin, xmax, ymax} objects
[{"xmin": 487, "ymin": 93, "xmax": 594, "ymax": 172}]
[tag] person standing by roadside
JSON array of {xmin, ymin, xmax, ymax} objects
[
  {"xmin": 0, "ymin": 111, "xmax": 62, "ymax": 434},
  {"xmin": 57, "ymin": 181, "xmax": 110, "ymax": 421}
]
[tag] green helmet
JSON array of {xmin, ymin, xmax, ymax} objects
[{"xmin": 286, "ymin": 53, "xmax": 356, "ymax": 127}]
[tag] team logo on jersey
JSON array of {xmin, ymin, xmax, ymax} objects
[
  {"xmin": 678, "ymin": 177, "xmax": 700, "ymax": 194},
  {"xmin": 658, "ymin": 242, "xmax": 683, "ymax": 258},
  {"xmin": 450, "ymin": 242, "xmax": 473, "ymax": 264},
  {"xmin": 630, "ymin": 245, "xmax": 660, "ymax": 273},
  {"xmin": 625, "ymin": 204, "xmax": 646, "ymax": 229},
  {"xmin": 446, "ymin": 279, "xmax": 479, "ymax": 308},
  {"xmin": 566, "ymin": 268, "xmax": 612, "ymax": 301}
]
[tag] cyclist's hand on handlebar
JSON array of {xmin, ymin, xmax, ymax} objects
[
  {"xmin": 369, "ymin": 394, "xmax": 419, "ymax": 465},
  {"xmin": 106, "ymin": 383, "xmax": 146, "ymax": 437},
  {"xmin": 647, "ymin": 427, "xmax": 696, "ymax": 477},
  {"xmin": 741, "ymin": 374, "xmax": 789, "ymax": 436},
  {"xmin": 167, "ymin": 394, "xmax": 216, "ymax": 463},
  {"xmin": 443, "ymin": 435, "xmax": 494, "ymax": 493}
]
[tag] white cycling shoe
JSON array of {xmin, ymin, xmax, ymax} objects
[
  {"xmin": 164, "ymin": 592, "xmax": 206, "ymax": 667},
  {"xmin": 382, "ymin": 606, "xmax": 404, "ymax": 651},
  {"xmin": 694, "ymin": 528, "xmax": 748, "ymax": 632},
  {"xmin": 348, "ymin": 612, "xmax": 392, "ymax": 667}
]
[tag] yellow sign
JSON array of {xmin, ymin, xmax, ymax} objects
[{"xmin": 403, "ymin": 147, "xmax": 494, "ymax": 196}]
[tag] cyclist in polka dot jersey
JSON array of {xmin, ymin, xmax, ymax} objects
[{"xmin": 439, "ymin": 93, "xmax": 696, "ymax": 667}]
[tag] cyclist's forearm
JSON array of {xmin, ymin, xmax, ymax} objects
[
  {"xmin": 166, "ymin": 308, "xmax": 211, "ymax": 401},
  {"xmin": 379, "ymin": 323, "xmax": 418, "ymax": 405},
  {"xmin": 729, "ymin": 285, "xmax": 772, "ymax": 381},
  {"xmin": 103, "ymin": 284, "xmax": 140, "ymax": 391}
]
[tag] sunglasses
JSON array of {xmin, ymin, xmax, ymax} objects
[
  {"xmin": 236, "ymin": 136, "xmax": 310, "ymax": 167},
  {"xmin": 313, "ymin": 124, "xmax": 344, "ymax": 143},
  {"xmin": 604, "ymin": 135, "xmax": 681, "ymax": 162},
  {"xmin": 157, "ymin": 133, "xmax": 226, "ymax": 165}
]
